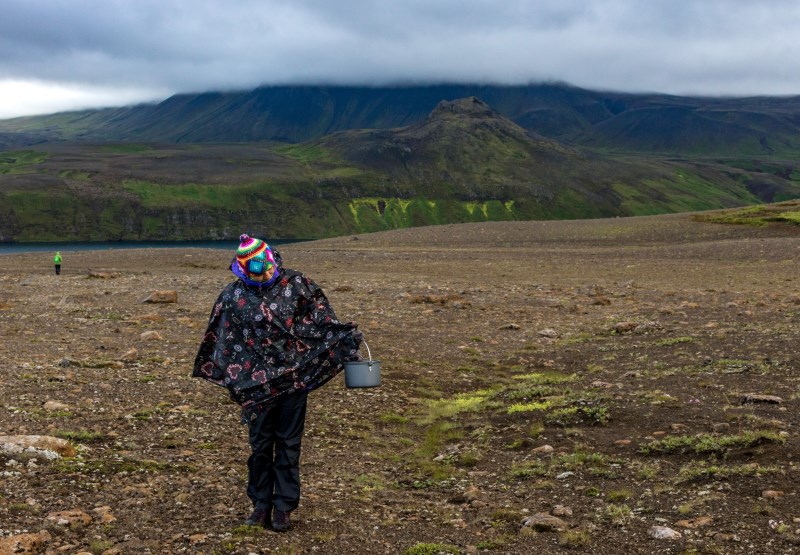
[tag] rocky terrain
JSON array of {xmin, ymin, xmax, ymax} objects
[{"xmin": 0, "ymin": 212, "xmax": 799, "ymax": 554}]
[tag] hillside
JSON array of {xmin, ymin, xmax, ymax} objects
[
  {"xmin": 2, "ymin": 97, "xmax": 799, "ymax": 242},
  {"xmin": 2, "ymin": 84, "xmax": 800, "ymax": 157}
]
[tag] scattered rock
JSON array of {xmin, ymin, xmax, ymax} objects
[
  {"xmin": 119, "ymin": 348, "xmax": 138, "ymax": 361},
  {"xmin": 143, "ymin": 290, "xmax": 178, "ymax": 304},
  {"xmin": 46, "ymin": 509, "xmax": 92, "ymax": 526},
  {"xmin": 522, "ymin": 513, "xmax": 568, "ymax": 532},
  {"xmin": 140, "ymin": 331, "xmax": 163, "ymax": 341},
  {"xmin": 649, "ymin": 525, "xmax": 682, "ymax": 540},
  {"xmin": 670, "ymin": 423, "xmax": 689, "ymax": 432},
  {"xmin": 499, "ymin": 323, "xmax": 521, "ymax": 330},
  {"xmin": 551, "ymin": 505, "xmax": 573, "ymax": 517},
  {"xmin": 532, "ymin": 444, "xmax": 554, "ymax": 455},
  {"xmin": 464, "ymin": 485, "xmax": 481, "ymax": 502},
  {"xmin": 93, "ymin": 505, "xmax": 118, "ymax": 523},
  {"xmin": 740, "ymin": 394, "xmax": 783, "ymax": 405},
  {"xmin": 712, "ymin": 423, "xmax": 730, "ymax": 433},
  {"xmin": 42, "ymin": 400, "xmax": 70, "ymax": 412},
  {"xmin": 761, "ymin": 490, "xmax": 785, "ymax": 500},
  {"xmin": 88, "ymin": 271, "xmax": 121, "ymax": 279},
  {"xmin": 0, "ymin": 531, "xmax": 52, "ymax": 554},
  {"xmin": 676, "ymin": 516, "xmax": 713, "ymax": 528},
  {"xmin": 140, "ymin": 312, "xmax": 165, "ymax": 322},
  {"xmin": 613, "ymin": 321, "xmax": 638, "ymax": 334},
  {"xmin": 556, "ymin": 471, "xmax": 574, "ymax": 480},
  {"xmin": 538, "ymin": 328, "xmax": 559, "ymax": 338},
  {"xmin": 188, "ymin": 534, "xmax": 208, "ymax": 545},
  {"xmin": 634, "ymin": 321, "xmax": 662, "ymax": 333},
  {"xmin": 590, "ymin": 380, "xmax": 614, "ymax": 389},
  {"xmin": 614, "ymin": 439, "xmax": 632, "ymax": 447}
]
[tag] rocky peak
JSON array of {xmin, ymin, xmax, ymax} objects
[{"xmin": 428, "ymin": 96, "xmax": 496, "ymax": 119}]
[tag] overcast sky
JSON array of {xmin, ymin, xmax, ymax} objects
[{"xmin": 1, "ymin": 0, "xmax": 799, "ymax": 119}]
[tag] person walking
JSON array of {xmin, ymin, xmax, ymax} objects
[
  {"xmin": 193, "ymin": 234, "xmax": 362, "ymax": 531},
  {"xmin": 53, "ymin": 251, "xmax": 62, "ymax": 275}
]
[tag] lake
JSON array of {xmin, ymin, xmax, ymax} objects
[{"xmin": 0, "ymin": 240, "xmax": 297, "ymax": 255}]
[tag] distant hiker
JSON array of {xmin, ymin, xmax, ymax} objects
[
  {"xmin": 54, "ymin": 251, "xmax": 62, "ymax": 275},
  {"xmin": 193, "ymin": 234, "xmax": 363, "ymax": 531}
]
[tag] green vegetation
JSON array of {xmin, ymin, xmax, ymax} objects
[
  {"xmin": 697, "ymin": 199, "xmax": 800, "ymax": 227},
  {"xmin": 640, "ymin": 430, "xmax": 784, "ymax": 456},
  {"xmin": 404, "ymin": 544, "xmax": 461, "ymax": 555},
  {"xmin": 99, "ymin": 144, "xmax": 154, "ymax": 154},
  {"xmin": 0, "ymin": 150, "xmax": 47, "ymax": 174},
  {"xmin": 54, "ymin": 430, "xmax": 104, "ymax": 443},
  {"xmin": 675, "ymin": 462, "xmax": 781, "ymax": 483},
  {"xmin": 54, "ymin": 457, "xmax": 196, "ymax": 475},
  {"xmin": 605, "ymin": 503, "xmax": 632, "ymax": 526}
]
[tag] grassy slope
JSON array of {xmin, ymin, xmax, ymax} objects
[{"xmin": 1, "ymin": 99, "xmax": 800, "ymax": 242}]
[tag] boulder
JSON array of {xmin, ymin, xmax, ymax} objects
[
  {"xmin": 0, "ymin": 435, "xmax": 76, "ymax": 457},
  {"xmin": 740, "ymin": 394, "xmax": 783, "ymax": 405},
  {"xmin": 522, "ymin": 513, "xmax": 568, "ymax": 532},
  {"xmin": 0, "ymin": 531, "xmax": 52, "ymax": 554},
  {"xmin": 42, "ymin": 400, "xmax": 70, "ymax": 412},
  {"xmin": 648, "ymin": 526, "xmax": 682, "ymax": 540},
  {"xmin": 46, "ymin": 509, "xmax": 92, "ymax": 526}
]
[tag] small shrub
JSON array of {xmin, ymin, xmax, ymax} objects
[
  {"xmin": 511, "ymin": 461, "xmax": 549, "ymax": 479},
  {"xmin": 89, "ymin": 540, "xmax": 115, "ymax": 555},
  {"xmin": 584, "ymin": 486, "xmax": 601, "ymax": 497},
  {"xmin": 605, "ymin": 503, "xmax": 632, "ymax": 526},
  {"xmin": 54, "ymin": 430, "xmax": 104, "ymax": 443},
  {"xmin": 380, "ymin": 412, "xmax": 409, "ymax": 424},
  {"xmin": 507, "ymin": 401, "xmax": 552, "ymax": 414},
  {"xmin": 559, "ymin": 529, "xmax": 591, "ymax": 548},
  {"xmin": 655, "ymin": 336, "xmax": 695, "ymax": 347},
  {"xmin": 607, "ymin": 488, "xmax": 634, "ymax": 503}
]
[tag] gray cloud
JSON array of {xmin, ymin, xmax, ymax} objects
[{"xmin": 1, "ymin": 0, "xmax": 800, "ymax": 117}]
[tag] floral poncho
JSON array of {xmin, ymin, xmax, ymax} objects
[{"xmin": 193, "ymin": 262, "xmax": 360, "ymax": 418}]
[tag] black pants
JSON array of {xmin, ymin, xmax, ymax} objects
[
  {"xmin": 247, "ymin": 390, "xmax": 308, "ymax": 512},
  {"xmin": 55, "ymin": 265, "xmax": 61, "ymax": 275}
]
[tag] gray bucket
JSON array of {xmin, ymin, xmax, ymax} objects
[{"xmin": 344, "ymin": 340, "xmax": 381, "ymax": 388}]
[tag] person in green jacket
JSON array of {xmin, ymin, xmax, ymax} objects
[{"xmin": 54, "ymin": 252, "xmax": 62, "ymax": 275}]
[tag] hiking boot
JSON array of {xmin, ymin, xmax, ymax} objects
[
  {"xmin": 272, "ymin": 509, "xmax": 291, "ymax": 532},
  {"xmin": 244, "ymin": 505, "xmax": 270, "ymax": 527}
]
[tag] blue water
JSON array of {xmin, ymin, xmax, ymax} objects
[{"xmin": 0, "ymin": 240, "xmax": 297, "ymax": 255}]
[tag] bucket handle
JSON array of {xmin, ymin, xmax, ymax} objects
[{"xmin": 361, "ymin": 339, "xmax": 373, "ymax": 367}]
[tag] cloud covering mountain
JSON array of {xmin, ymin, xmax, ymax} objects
[{"xmin": 1, "ymin": 0, "xmax": 800, "ymax": 118}]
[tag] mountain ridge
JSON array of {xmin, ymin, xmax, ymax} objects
[
  {"xmin": 3, "ymin": 96, "xmax": 798, "ymax": 242},
  {"xmin": 3, "ymin": 83, "xmax": 800, "ymax": 156}
]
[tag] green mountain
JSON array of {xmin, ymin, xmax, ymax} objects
[
  {"xmin": 3, "ymin": 84, "xmax": 800, "ymax": 157},
  {"xmin": 2, "ymin": 97, "xmax": 798, "ymax": 242}
]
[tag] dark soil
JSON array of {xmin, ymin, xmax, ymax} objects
[{"xmin": 1, "ymin": 213, "xmax": 799, "ymax": 554}]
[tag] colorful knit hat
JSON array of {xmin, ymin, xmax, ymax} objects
[{"xmin": 235, "ymin": 234, "xmax": 276, "ymax": 279}]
